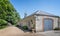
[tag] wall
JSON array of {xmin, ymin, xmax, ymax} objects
[
  {"xmin": 35, "ymin": 15, "xmax": 58, "ymax": 32},
  {"xmin": 19, "ymin": 15, "xmax": 36, "ymax": 30},
  {"xmin": 35, "ymin": 16, "xmax": 43, "ymax": 32},
  {"xmin": 59, "ymin": 18, "xmax": 60, "ymax": 28}
]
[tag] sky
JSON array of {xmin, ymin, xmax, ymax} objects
[{"xmin": 10, "ymin": 0, "xmax": 60, "ymax": 18}]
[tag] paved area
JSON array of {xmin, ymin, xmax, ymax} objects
[
  {"xmin": 36, "ymin": 31, "xmax": 60, "ymax": 36},
  {"xmin": 24, "ymin": 31, "xmax": 60, "ymax": 36}
]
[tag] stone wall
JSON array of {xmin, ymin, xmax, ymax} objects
[
  {"xmin": 19, "ymin": 15, "xmax": 36, "ymax": 30},
  {"xmin": 59, "ymin": 18, "xmax": 60, "ymax": 28},
  {"xmin": 35, "ymin": 15, "xmax": 59, "ymax": 32}
]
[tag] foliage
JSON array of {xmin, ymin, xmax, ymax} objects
[
  {"xmin": 22, "ymin": 25, "xmax": 28, "ymax": 30},
  {"xmin": 54, "ymin": 28, "xmax": 60, "ymax": 30},
  {"xmin": 0, "ymin": 19, "xmax": 8, "ymax": 29},
  {"xmin": 0, "ymin": 0, "xmax": 20, "ymax": 26}
]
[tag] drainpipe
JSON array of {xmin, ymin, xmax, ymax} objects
[{"xmin": 58, "ymin": 16, "xmax": 60, "ymax": 29}]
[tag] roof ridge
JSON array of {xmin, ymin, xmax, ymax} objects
[{"xmin": 34, "ymin": 10, "xmax": 57, "ymax": 16}]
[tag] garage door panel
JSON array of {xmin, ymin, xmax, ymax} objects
[{"xmin": 44, "ymin": 19, "xmax": 53, "ymax": 31}]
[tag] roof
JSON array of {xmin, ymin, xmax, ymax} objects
[
  {"xmin": 19, "ymin": 10, "xmax": 59, "ymax": 23},
  {"xmin": 23, "ymin": 10, "xmax": 59, "ymax": 20},
  {"xmin": 33, "ymin": 10, "xmax": 57, "ymax": 16}
]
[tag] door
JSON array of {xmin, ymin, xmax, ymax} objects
[{"xmin": 44, "ymin": 18, "xmax": 53, "ymax": 31}]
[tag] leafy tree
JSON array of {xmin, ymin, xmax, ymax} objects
[{"xmin": 0, "ymin": 0, "xmax": 20, "ymax": 26}]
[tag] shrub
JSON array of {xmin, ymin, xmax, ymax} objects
[
  {"xmin": 54, "ymin": 28, "xmax": 60, "ymax": 30},
  {"xmin": 22, "ymin": 25, "xmax": 28, "ymax": 30},
  {"xmin": 0, "ymin": 19, "xmax": 8, "ymax": 29}
]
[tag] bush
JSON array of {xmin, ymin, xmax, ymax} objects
[
  {"xmin": 54, "ymin": 28, "xmax": 60, "ymax": 30},
  {"xmin": 0, "ymin": 19, "xmax": 8, "ymax": 29},
  {"xmin": 22, "ymin": 25, "xmax": 28, "ymax": 30},
  {"xmin": 0, "ymin": 26, "xmax": 7, "ymax": 29}
]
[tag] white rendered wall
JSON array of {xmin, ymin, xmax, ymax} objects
[{"xmin": 35, "ymin": 15, "xmax": 58, "ymax": 32}]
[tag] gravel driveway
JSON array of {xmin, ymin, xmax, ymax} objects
[
  {"xmin": 36, "ymin": 31, "xmax": 60, "ymax": 36},
  {"xmin": 0, "ymin": 26, "xmax": 60, "ymax": 36}
]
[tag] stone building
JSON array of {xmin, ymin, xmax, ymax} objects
[{"xmin": 19, "ymin": 10, "xmax": 60, "ymax": 32}]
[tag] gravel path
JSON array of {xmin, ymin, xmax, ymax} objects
[
  {"xmin": 0, "ymin": 26, "xmax": 44, "ymax": 36},
  {"xmin": 37, "ymin": 31, "xmax": 60, "ymax": 36},
  {"xmin": 0, "ymin": 26, "xmax": 24, "ymax": 36},
  {"xmin": 0, "ymin": 26, "xmax": 60, "ymax": 36}
]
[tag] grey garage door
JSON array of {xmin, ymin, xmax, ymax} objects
[{"xmin": 44, "ymin": 19, "xmax": 53, "ymax": 31}]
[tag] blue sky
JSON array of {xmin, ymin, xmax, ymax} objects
[{"xmin": 10, "ymin": 0, "xmax": 60, "ymax": 18}]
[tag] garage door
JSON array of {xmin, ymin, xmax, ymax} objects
[{"xmin": 44, "ymin": 19, "xmax": 53, "ymax": 31}]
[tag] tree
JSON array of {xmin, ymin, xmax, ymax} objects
[{"xmin": 0, "ymin": 0, "xmax": 20, "ymax": 25}]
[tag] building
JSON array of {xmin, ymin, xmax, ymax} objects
[{"xmin": 19, "ymin": 10, "xmax": 60, "ymax": 32}]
